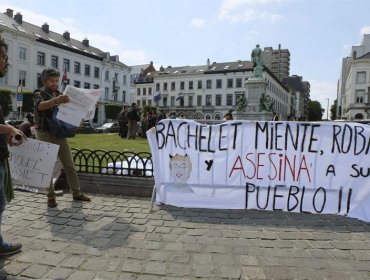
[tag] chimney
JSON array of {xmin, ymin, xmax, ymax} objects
[
  {"xmin": 5, "ymin": 9, "xmax": 13, "ymax": 18},
  {"xmin": 14, "ymin": 12, "xmax": 22, "ymax": 24},
  {"xmin": 63, "ymin": 31, "xmax": 70, "ymax": 41},
  {"xmin": 207, "ymin": 58, "xmax": 210, "ymax": 67},
  {"xmin": 160, "ymin": 65, "xmax": 164, "ymax": 71},
  {"xmin": 42, "ymin": 23, "xmax": 49, "ymax": 33},
  {"xmin": 150, "ymin": 61, "xmax": 153, "ymax": 67},
  {"xmin": 82, "ymin": 38, "xmax": 89, "ymax": 47}
]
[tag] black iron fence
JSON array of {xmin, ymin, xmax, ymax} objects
[{"xmin": 71, "ymin": 148, "xmax": 153, "ymax": 177}]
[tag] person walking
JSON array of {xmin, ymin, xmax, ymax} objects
[
  {"xmin": 126, "ymin": 103, "xmax": 140, "ymax": 140},
  {"xmin": 33, "ymin": 68, "xmax": 91, "ymax": 208},
  {"xmin": 0, "ymin": 35, "xmax": 26, "ymax": 256}
]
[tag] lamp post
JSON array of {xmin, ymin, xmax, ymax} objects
[{"xmin": 326, "ymin": 98, "xmax": 329, "ymax": 120}]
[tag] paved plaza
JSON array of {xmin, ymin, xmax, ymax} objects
[{"xmin": 0, "ymin": 190, "xmax": 369, "ymax": 280}]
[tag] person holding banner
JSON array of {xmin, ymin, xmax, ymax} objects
[
  {"xmin": 0, "ymin": 35, "xmax": 26, "ymax": 256},
  {"xmin": 33, "ymin": 68, "xmax": 91, "ymax": 208}
]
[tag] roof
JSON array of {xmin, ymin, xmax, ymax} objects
[
  {"xmin": 0, "ymin": 11, "xmax": 124, "ymax": 64},
  {"xmin": 355, "ymin": 51, "xmax": 370, "ymax": 60}
]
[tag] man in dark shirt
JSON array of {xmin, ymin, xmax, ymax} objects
[{"xmin": 0, "ymin": 35, "xmax": 27, "ymax": 257}]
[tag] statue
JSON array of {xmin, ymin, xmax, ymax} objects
[
  {"xmin": 251, "ymin": 44, "xmax": 264, "ymax": 78},
  {"xmin": 235, "ymin": 95, "xmax": 247, "ymax": 112},
  {"xmin": 259, "ymin": 94, "xmax": 274, "ymax": 112}
]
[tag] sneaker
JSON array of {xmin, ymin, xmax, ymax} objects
[
  {"xmin": 0, "ymin": 243, "xmax": 22, "ymax": 257},
  {"xmin": 47, "ymin": 197, "xmax": 57, "ymax": 208},
  {"xmin": 73, "ymin": 194, "xmax": 91, "ymax": 202}
]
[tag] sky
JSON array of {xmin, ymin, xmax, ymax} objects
[{"xmin": 1, "ymin": 0, "xmax": 370, "ymax": 116}]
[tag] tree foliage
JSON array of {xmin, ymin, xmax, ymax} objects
[
  {"xmin": 308, "ymin": 100, "xmax": 324, "ymax": 121},
  {"xmin": 105, "ymin": 103, "xmax": 123, "ymax": 120},
  {"xmin": 0, "ymin": 89, "xmax": 13, "ymax": 117}
]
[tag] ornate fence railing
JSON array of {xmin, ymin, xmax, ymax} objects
[{"xmin": 71, "ymin": 148, "xmax": 153, "ymax": 177}]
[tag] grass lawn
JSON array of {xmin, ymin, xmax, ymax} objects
[{"xmin": 68, "ymin": 133, "xmax": 151, "ymax": 153}]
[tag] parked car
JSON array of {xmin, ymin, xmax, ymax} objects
[
  {"xmin": 5, "ymin": 119, "xmax": 23, "ymax": 128},
  {"xmin": 78, "ymin": 120, "xmax": 95, "ymax": 134},
  {"xmin": 94, "ymin": 122, "xmax": 120, "ymax": 133}
]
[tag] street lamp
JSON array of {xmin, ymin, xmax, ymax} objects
[{"xmin": 326, "ymin": 98, "xmax": 329, "ymax": 120}]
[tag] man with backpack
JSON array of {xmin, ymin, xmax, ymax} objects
[{"xmin": 33, "ymin": 68, "xmax": 91, "ymax": 208}]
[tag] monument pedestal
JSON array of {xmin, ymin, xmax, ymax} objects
[{"xmin": 232, "ymin": 77, "xmax": 274, "ymax": 121}]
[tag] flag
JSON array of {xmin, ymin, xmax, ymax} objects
[
  {"xmin": 61, "ymin": 69, "xmax": 68, "ymax": 85},
  {"xmin": 176, "ymin": 92, "xmax": 185, "ymax": 101},
  {"xmin": 154, "ymin": 93, "xmax": 161, "ymax": 102}
]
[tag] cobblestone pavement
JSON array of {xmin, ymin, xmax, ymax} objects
[{"xmin": 0, "ymin": 191, "xmax": 369, "ymax": 280}]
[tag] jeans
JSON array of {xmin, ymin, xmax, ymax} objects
[
  {"xmin": 0, "ymin": 160, "xmax": 7, "ymax": 247},
  {"xmin": 36, "ymin": 131, "xmax": 81, "ymax": 197}
]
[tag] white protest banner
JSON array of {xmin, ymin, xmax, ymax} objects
[
  {"xmin": 147, "ymin": 120, "xmax": 370, "ymax": 222},
  {"xmin": 8, "ymin": 139, "xmax": 60, "ymax": 188},
  {"xmin": 57, "ymin": 85, "xmax": 102, "ymax": 126}
]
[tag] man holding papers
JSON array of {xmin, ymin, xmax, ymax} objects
[{"xmin": 33, "ymin": 68, "xmax": 91, "ymax": 208}]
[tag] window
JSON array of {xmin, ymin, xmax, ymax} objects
[
  {"xmin": 19, "ymin": 47, "xmax": 26, "ymax": 60},
  {"xmin": 164, "ymin": 82, "xmax": 168, "ymax": 91},
  {"xmin": 180, "ymin": 81, "xmax": 185, "ymax": 90},
  {"xmin": 74, "ymin": 81, "xmax": 81, "ymax": 87},
  {"xmin": 189, "ymin": 81, "xmax": 193, "ymax": 90},
  {"xmin": 163, "ymin": 96, "xmax": 168, "ymax": 107},
  {"xmin": 84, "ymin": 83, "xmax": 90, "ymax": 89},
  {"xmin": 236, "ymin": 78, "xmax": 242, "ymax": 88},
  {"xmin": 137, "ymin": 100, "xmax": 141, "ymax": 106},
  {"xmin": 105, "ymin": 87, "xmax": 109, "ymax": 99},
  {"xmin": 227, "ymin": 94, "xmax": 233, "ymax": 106},
  {"xmin": 216, "ymin": 95, "xmax": 222, "ymax": 106},
  {"xmin": 148, "ymin": 88, "xmax": 152, "ymax": 95},
  {"xmin": 122, "ymin": 90, "xmax": 126, "ymax": 102},
  {"xmin": 37, "ymin": 52, "xmax": 45, "ymax": 66},
  {"xmin": 105, "ymin": 70, "xmax": 109, "ymax": 80},
  {"xmin": 206, "ymin": 80, "xmax": 212, "ymax": 89},
  {"xmin": 216, "ymin": 79, "xmax": 222, "ymax": 89},
  {"xmin": 85, "ymin": 64, "xmax": 90, "ymax": 76},
  {"xmin": 137, "ymin": 88, "xmax": 141, "ymax": 96},
  {"xmin": 206, "ymin": 95, "xmax": 212, "ymax": 106},
  {"xmin": 18, "ymin": 70, "xmax": 26, "ymax": 86},
  {"xmin": 171, "ymin": 96, "xmax": 175, "ymax": 106},
  {"xmin": 93, "ymin": 84, "xmax": 99, "ymax": 89},
  {"xmin": 197, "ymin": 95, "xmax": 202, "ymax": 106},
  {"xmin": 51, "ymin": 55, "xmax": 58, "ymax": 68},
  {"xmin": 143, "ymin": 88, "xmax": 146, "ymax": 96},
  {"xmin": 74, "ymin": 62, "xmax": 80, "ymax": 74},
  {"xmin": 63, "ymin": 59, "xmax": 70, "ymax": 71},
  {"xmin": 189, "ymin": 96, "xmax": 193, "ymax": 107},
  {"xmin": 123, "ymin": 75, "xmax": 127, "ymax": 85},
  {"xmin": 356, "ymin": 71, "xmax": 366, "ymax": 84},
  {"xmin": 179, "ymin": 97, "xmax": 184, "ymax": 106},
  {"xmin": 171, "ymin": 82, "xmax": 176, "ymax": 91},
  {"xmin": 355, "ymin": 90, "xmax": 365, "ymax": 103},
  {"xmin": 148, "ymin": 100, "xmax": 152, "ymax": 105},
  {"xmin": 156, "ymin": 83, "xmax": 160, "ymax": 91},
  {"xmin": 227, "ymin": 79, "xmax": 233, "ymax": 88},
  {"xmin": 94, "ymin": 67, "xmax": 100, "ymax": 78},
  {"xmin": 198, "ymin": 80, "xmax": 202, "ymax": 89}
]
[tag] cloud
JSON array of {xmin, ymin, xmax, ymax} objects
[
  {"xmin": 190, "ymin": 18, "xmax": 206, "ymax": 28},
  {"xmin": 309, "ymin": 79, "xmax": 337, "ymax": 114},
  {"xmin": 360, "ymin": 26, "xmax": 370, "ymax": 35},
  {"xmin": 217, "ymin": 0, "xmax": 284, "ymax": 23}
]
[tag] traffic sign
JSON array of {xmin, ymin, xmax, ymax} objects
[{"xmin": 16, "ymin": 94, "xmax": 23, "ymax": 101}]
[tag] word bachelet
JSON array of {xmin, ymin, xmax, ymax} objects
[{"xmin": 148, "ymin": 120, "xmax": 370, "ymax": 223}]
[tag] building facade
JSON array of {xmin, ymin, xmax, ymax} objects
[
  {"xmin": 135, "ymin": 59, "xmax": 292, "ymax": 120},
  {"xmin": 0, "ymin": 8, "xmax": 131, "ymax": 124},
  {"xmin": 262, "ymin": 44, "xmax": 290, "ymax": 81},
  {"xmin": 337, "ymin": 34, "xmax": 370, "ymax": 120},
  {"xmin": 282, "ymin": 75, "xmax": 310, "ymax": 120}
]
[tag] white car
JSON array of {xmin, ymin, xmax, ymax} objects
[{"xmin": 101, "ymin": 156, "xmax": 153, "ymax": 176}]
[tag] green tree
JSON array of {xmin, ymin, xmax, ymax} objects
[
  {"xmin": 0, "ymin": 89, "xmax": 13, "ymax": 117},
  {"xmin": 105, "ymin": 103, "xmax": 123, "ymax": 120},
  {"xmin": 330, "ymin": 99, "xmax": 337, "ymax": 120},
  {"xmin": 308, "ymin": 100, "xmax": 324, "ymax": 121}
]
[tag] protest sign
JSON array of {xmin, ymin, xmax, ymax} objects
[
  {"xmin": 147, "ymin": 120, "xmax": 370, "ymax": 222},
  {"xmin": 57, "ymin": 85, "xmax": 102, "ymax": 126},
  {"xmin": 8, "ymin": 139, "xmax": 60, "ymax": 188}
]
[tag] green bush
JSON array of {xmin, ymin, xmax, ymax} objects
[
  {"xmin": 0, "ymin": 89, "xmax": 13, "ymax": 117},
  {"xmin": 105, "ymin": 103, "xmax": 123, "ymax": 120}
]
